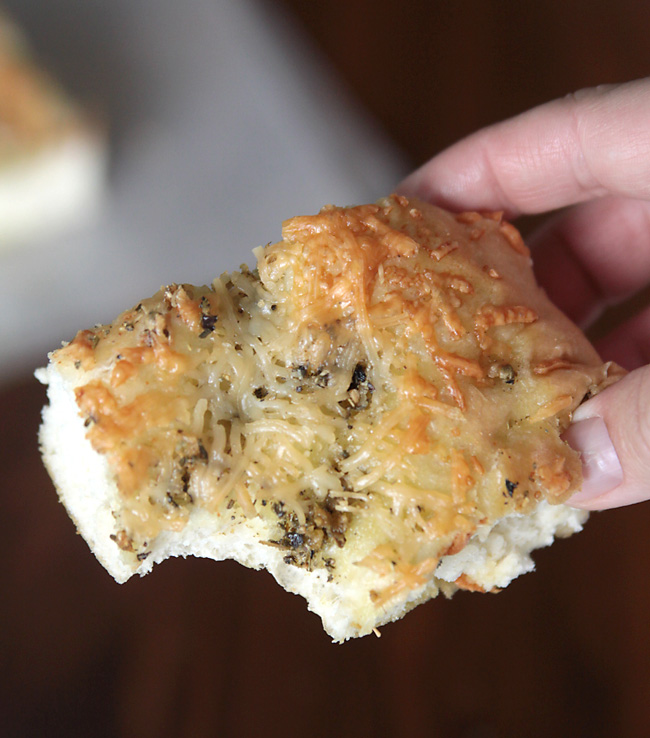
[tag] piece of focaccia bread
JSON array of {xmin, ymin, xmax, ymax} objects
[
  {"xmin": 0, "ymin": 13, "xmax": 105, "ymax": 248},
  {"xmin": 37, "ymin": 195, "xmax": 622, "ymax": 641}
]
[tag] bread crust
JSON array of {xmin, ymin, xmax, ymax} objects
[{"xmin": 37, "ymin": 196, "xmax": 623, "ymax": 639}]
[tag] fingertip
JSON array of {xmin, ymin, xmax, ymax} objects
[
  {"xmin": 564, "ymin": 416, "xmax": 624, "ymax": 508},
  {"xmin": 565, "ymin": 367, "xmax": 650, "ymax": 510}
]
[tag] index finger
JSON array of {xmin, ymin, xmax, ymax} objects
[{"xmin": 399, "ymin": 79, "xmax": 650, "ymax": 216}]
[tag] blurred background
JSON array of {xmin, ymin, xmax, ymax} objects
[{"xmin": 1, "ymin": 0, "xmax": 649, "ymax": 735}]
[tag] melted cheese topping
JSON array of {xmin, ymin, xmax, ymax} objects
[{"xmin": 52, "ymin": 195, "xmax": 622, "ymax": 608}]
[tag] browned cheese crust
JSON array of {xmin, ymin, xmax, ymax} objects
[{"xmin": 48, "ymin": 195, "xmax": 623, "ymax": 609}]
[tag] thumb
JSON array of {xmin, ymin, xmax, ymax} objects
[{"xmin": 564, "ymin": 367, "xmax": 650, "ymax": 509}]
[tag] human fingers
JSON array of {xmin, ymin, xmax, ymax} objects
[
  {"xmin": 529, "ymin": 196, "xmax": 650, "ymax": 325},
  {"xmin": 565, "ymin": 309, "xmax": 650, "ymax": 508},
  {"xmin": 565, "ymin": 367, "xmax": 650, "ymax": 509},
  {"xmin": 398, "ymin": 78, "xmax": 650, "ymax": 216}
]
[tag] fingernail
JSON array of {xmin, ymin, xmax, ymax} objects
[{"xmin": 564, "ymin": 416, "xmax": 623, "ymax": 503}]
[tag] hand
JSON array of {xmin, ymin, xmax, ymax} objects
[{"xmin": 399, "ymin": 78, "xmax": 650, "ymax": 510}]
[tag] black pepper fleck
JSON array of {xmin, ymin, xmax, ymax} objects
[
  {"xmin": 505, "ymin": 479, "xmax": 518, "ymax": 497},
  {"xmin": 348, "ymin": 363, "xmax": 367, "ymax": 392},
  {"xmin": 316, "ymin": 372, "xmax": 331, "ymax": 388},
  {"xmin": 285, "ymin": 532, "xmax": 304, "ymax": 548}
]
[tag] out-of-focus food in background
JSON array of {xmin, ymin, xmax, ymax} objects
[
  {"xmin": 0, "ymin": 12, "xmax": 106, "ymax": 249},
  {"xmin": 0, "ymin": 0, "xmax": 404, "ymax": 383}
]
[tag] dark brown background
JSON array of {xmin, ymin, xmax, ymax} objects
[{"xmin": 2, "ymin": 2, "xmax": 650, "ymax": 736}]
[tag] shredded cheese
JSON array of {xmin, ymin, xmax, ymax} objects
[{"xmin": 51, "ymin": 195, "xmax": 620, "ymax": 611}]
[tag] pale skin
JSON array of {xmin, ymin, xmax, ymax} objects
[{"xmin": 399, "ymin": 78, "xmax": 650, "ymax": 510}]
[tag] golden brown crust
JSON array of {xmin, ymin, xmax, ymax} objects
[
  {"xmin": 49, "ymin": 195, "xmax": 623, "ymax": 611},
  {"xmin": 454, "ymin": 574, "xmax": 493, "ymax": 593}
]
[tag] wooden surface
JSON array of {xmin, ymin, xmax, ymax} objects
[
  {"xmin": 3, "ymin": 2, "xmax": 650, "ymax": 736},
  {"xmin": 280, "ymin": 0, "xmax": 650, "ymax": 167}
]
